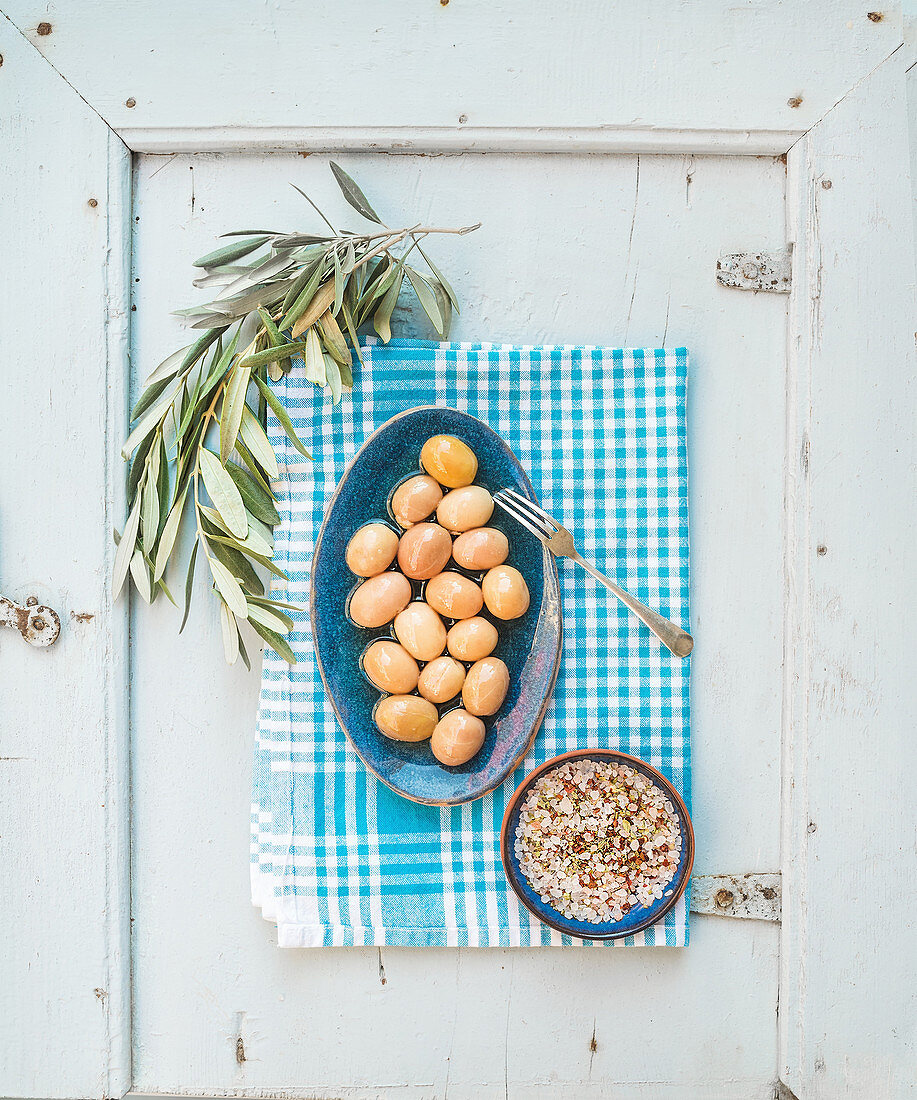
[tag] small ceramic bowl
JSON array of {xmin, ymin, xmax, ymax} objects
[
  {"xmin": 311, "ymin": 406, "xmax": 562, "ymax": 806},
  {"xmin": 500, "ymin": 749, "xmax": 694, "ymax": 939}
]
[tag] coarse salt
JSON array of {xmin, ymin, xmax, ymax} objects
[{"xmin": 514, "ymin": 759, "xmax": 682, "ymax": 924}]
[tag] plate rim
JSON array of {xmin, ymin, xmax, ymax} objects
[
  {"xmin": 310, "ymin": 405, "xmax": 562, "ymax": 807},
  {"xmin": 499, "ymin": 748, "xmax": 695, "ymax": 939}
]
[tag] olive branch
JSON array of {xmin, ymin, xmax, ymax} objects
[{"xmin": 114, "ymin": 162, "xmax": 479, "ymax": 668}]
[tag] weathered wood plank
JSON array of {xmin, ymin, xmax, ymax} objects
[
  {"xmin": 782, "ymin": 51, "xmax": 917, "ymax": 1100},
  {"xmin": 0, "ymin": 17, "xmax": 132, "ymax": 1099},
  {"xmin": 0, "ymin": 0, "xmax": 904, "ymax": 148},
  {"xmin": 129, "ymin": 150, "xmax": 785, "ymax": 1095}
]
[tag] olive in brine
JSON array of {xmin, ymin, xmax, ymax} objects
[
  {"xmin": 397, "ymin": 522, "xmax": 452, "ymax": 580},
  {"xmin": 390, "ymin": 475, "xmax": 443, "ymax": 529},
  {"xmin": 446, "ymin": 616, "xmax": 498, "ymax": 662},
  {"xmin": 417, "ymin": 656, "xmax": 466, "ymax": 704},
  {"xmin": 451, "ymin": 527, "xmax": 509, "ymax": 571},
  {"xmin": 424, "ymin": 571, "xmax": 483, "ymax": 620},
  {"xmin": 349, "ymin": 571, "xmax": 412, "ymax": 628},
  {"xmin": 394, "ymin": 601, "xmax": 447, "ymax": 662},
  {"xmin": 482, "ymin": 565, "xmax": 530, "ymax": 620},
  {"xmin": 345, "ymin": 522, "xmax": 399, "ymax": 577},
  {"xmin": 420, "ymin": 435, "xmax": 478, "ymax": 489},
  {"xmin": 431, "ymin": 709, "xmax": 486, "ymax": 766},
  {"xmin": 462, "ymin": 656, "xmax": 510, "ymax": 717},
  {"xmin": 362, "ymin": 640, "xmax": 420, "ymax": 694},
  {"xmin": 374, "ymin": 695, "xmax": 438, "ymax": 742},
  {"xmin": 436, "ymin": 486, "xmax": 494, "ymax": 534}
]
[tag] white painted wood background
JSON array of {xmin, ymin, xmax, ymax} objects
[
  {"xmin": 130, "ymin": 150, "xmax": 785, "ymax": 1100},
  {"xmin": 1, "ymin": 3, "xmax": 915, "ymax": 1099}
]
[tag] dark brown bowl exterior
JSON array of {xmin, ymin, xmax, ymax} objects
[{"xmin": 500, "ymin": 749, "xmax": 695, "ymax": 940}]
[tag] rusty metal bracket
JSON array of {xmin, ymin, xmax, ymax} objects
[
  {"xmin": 689, "ymin": 873, "xmax": 781, "ymax": 922},
  {"xmin": 716, "ymin": 247, "xmax": 792, "ymax": 293},
  {"xmin": 0, "ymin": 594, "xmax": 61, "ymax": 647}
]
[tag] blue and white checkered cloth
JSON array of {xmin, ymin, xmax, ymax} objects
[{"xmin": 252, "ymin": 339, "xmax": 691, "ymax": 947}]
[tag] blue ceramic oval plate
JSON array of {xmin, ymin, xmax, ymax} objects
[
  {"xmin": 310, "ymin": 406, "xmax": 562, "ymax": 806},
  {"xmin": 500, "ymin": 749, "xmax": 695, "ymax": 939}
]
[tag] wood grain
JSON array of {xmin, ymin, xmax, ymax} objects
[
  {"xmin": 0, "ymin": 16, "xmax": 131, "ymax": 1099},
  {"xmin": 0, "ymin": 0, "xmax": 904, "ymax": 147},
  {"xmin": 782, "ymin": 50, "xmax": 917, "ymax": 1100}
]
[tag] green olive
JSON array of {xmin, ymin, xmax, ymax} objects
[
  {"xmin": 462, "ymin": 657, "xmax": 510, "ymax": 717},
  {"xmin": 349, "ymin": 572, "xmax": 412, "ymax": 628},
  {"xmin": 394, "ymin": 601, "xmax": 447, "ymax": 662},
  {"xmin": 451, "ymin": 527, "xmax": 509, "ymax": 571},
  {"xmin": 345, "ymin": 523, "xmax": 399, "ymax": 577},
  {"xmin": 420, "ymin": 435, "xmax": 478, "ymax": 488},
  {"xmin": 446, "ymin": 616, "xmax": 498, "ymax": 661},
  {"xmin": 481, "ymin": 565, "xmax": 530, "ymax": 620},
  {"xmin": 397, "ymin": 522, "xmax": 453, "ymax": 580},
  {"xmin": 374, "ymin": 695, "xmax": 438, "ymax": 742},
  {"xmin": 437, "ymin": 486, "xmax": 494, "ymax": 533},
  {"xmin": 417, "ymin": 656, "xmax": 466, "ymax": 704},
  {"xmin": 391, "ymin": 475, "xmax": 443, "ymax": 529},
  {"xmin": 362, "ymin": 640, "xmax": 420, "ymax": 694},
  {"xmin": 424, "ymin": 571, "xmax": 483, "ymax": 620},
  {"xmin": 431, "ymin": 709, "xmax": 486, "ymax": 765}
]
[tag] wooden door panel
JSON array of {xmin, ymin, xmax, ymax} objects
[{"xmin": 130, "ymin": 150, "xmax": 785, "ymax": 1096}]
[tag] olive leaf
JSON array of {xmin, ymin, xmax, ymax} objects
[
  {"xmin": 208, "ymin": 556, "xmax": 248, "ymax": 617},
  {"xmin": 225, "ymin": 461, "xmax": 281, "ymax": 526},
  {"xmin": 154, "ymin": 486, "xmax": 188, "ymax": 581},
  {"xmin": 179, "ymin": 539, "xmax": 199, "ymax": 633},
  {"xmin": 303, "ymin": 326, "xmax": 326, "ymax": 386},
  {"xmin": 414, "ymin": 241, "xmax": 460, "ymax": 312},
  {"xmin": 112, "ymin": 497, "xmax": 142, "ymax": 597},
  {"xmin": 194, "ymin": 236, "xmax": 271, "ymax": 269},
  {"xmin": 250, "ymin": 619, "xmax": 297, "ymax": 665},
  {"xmin": 199, "ymin": 448, "xmax": 247, "ymax": 538},
  {"xmin": 117, "ymin": 162, "xmax": 477, "ymax": 666},
  {"xmin": 290, "ymin": 183, "xmax": 337, "ymax": 234},
  {"xmin": 247, "ymin": 603, "xmax": 292, "ymax": 636},
  {"xmin": 329, "ymin": 161, "xmax": 383, "ymax": 224},
  {"xmin": 130, "ymin": 551, "xmax": 153, "ymax": 604},
  {"xmin": 291, "ymin": 280, "xmax": 336, "ymax": 339},
  {"xmin": 144, "ymin": 344, "xmax": 191, "ymax": 387},
  {"xmin": 253, "ymin": 374, "xmax": 312, "ymax": 459},
  {"xmin": 239, "ymin": 340, "xmax": 308, "ymax": 369},
  {"xmin": 373, "ymin": 270, "xmax": 404, "ymax": 343},
  {"xmin": 324, "ymin": 354, "xmax": 342, "ymax": 405},
  {"xmin": 220, "ymin": 602, "xmax": 240, "ymax": 665},
  {"xmin": 405, "ymin": 266, "xmax": 445, "ymax": 336},
  {"xmin": 220, "ymin": 362, "xmax": 251, "ymax": 464},
  {"xmin": 239, "ymin": 406, "xmax": 279, "ymax": 478}
]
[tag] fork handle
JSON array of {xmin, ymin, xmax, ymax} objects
[{"xmin": 569, "ymin": 551, "xmax": 694, "ymax": 659}]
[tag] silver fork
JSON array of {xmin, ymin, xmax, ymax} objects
[{"xmin": 493, "ymin": 487, "xmax": 694, "ymax": 659}]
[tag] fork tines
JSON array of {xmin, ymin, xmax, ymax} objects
[{"xmin": 493, "ymin": 488, "xmax": 559, "ymax": 541}]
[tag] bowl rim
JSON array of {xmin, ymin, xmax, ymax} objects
[
  {"xmin": 499, "ymin": 748, "xmax": 695, "ymax": 939},
  {"xmin": 310, "ymin": 405, "xmax": 562, "ymax": 806}
]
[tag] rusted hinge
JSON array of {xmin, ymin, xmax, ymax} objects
[
  {"xmin": 716, "ymin": 247, "xmax": 792, "ymax": 293},
  {"xmin": 690, "ymin": 873, "xmax": 781, "ymax": 921},
  {"xmin": 0, "ymin": 593, "xmax": 61, "ymax": 647}
]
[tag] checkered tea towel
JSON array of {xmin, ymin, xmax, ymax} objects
[{"xmin": 252, "ymin": 339, "xmax": 691, "ymax": 947}]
